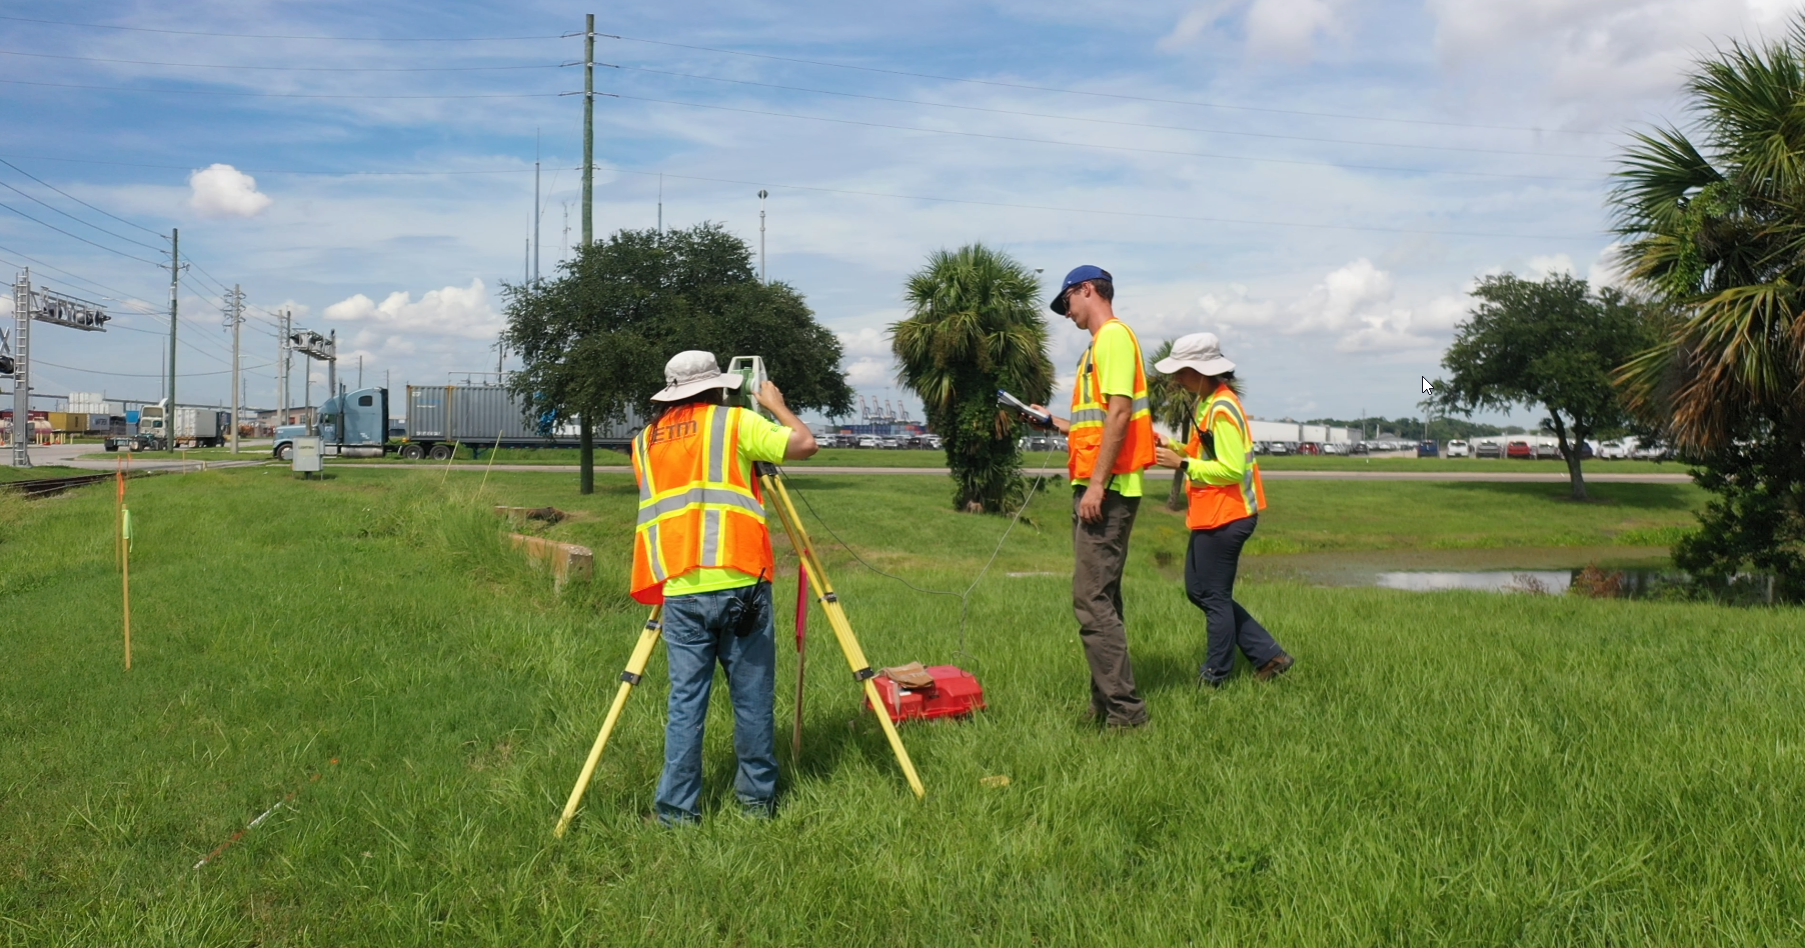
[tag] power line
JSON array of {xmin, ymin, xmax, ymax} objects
[
  {"xmin": 0, "ymin": 15, "xmax": 560, "ymax": 41},
  {"xmin": 0, "ymin": 158, "xmax": 166, "ymax": 236},
  {"xmin": 615, "ymin": 65, "xmax": 1611, "ymax": 161},
  {"xmin": 613, "ymin": 93, "xmax": 1599, "ymax": 182},
  {"xmin": 0, "ymin": 47, "xmax": 560, "ymax": 72},
  {"xmin": 0, "ymin": 242, "xmax": 163, "ymax": 302},
  {"xmin": 0, "ymin": 153, "xmax": 532, "ymax": 176},
  {"xmin": 0, "ymin": 175, "xmax": 166, "ymax": 252},
  {"xmin": 0, "ymin": 199, "xmax": 163, "ymax": 264},
  {"xmin": 603, "ymin": 166, "xmax": 1594, "ymax": 241},
  {"xmin": 0, "ymin": 77, "xmax": 559, "ymax": 99},
  {"xmin": 612, "ymin": 34, "xmax": 1615, "ymax": 138},
  {"xmin": 33, "ymin": 357, "xmax": 273, "ymax": 378}
]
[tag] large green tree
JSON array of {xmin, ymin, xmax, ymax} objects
[
  {"xmin": 503, "ymin": 224, "xmax": 854, "ymax": 492},
  {"xmin": 892, "ymin": 244, "xmax": 1054, "ymax": 513},
  {"xmin": 1432, "ymin": 272, "xmax": 1652, "ymax": 500},
  {"xmin": 1610, "ymin": 17, "xmax": 1805, "ymax": 598}
]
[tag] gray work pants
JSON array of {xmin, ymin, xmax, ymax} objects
[{"xmin": 1072, "ymin": 487, "xmax": 1148, "ymax": 726}]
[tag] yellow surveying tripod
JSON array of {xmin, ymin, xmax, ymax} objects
[{"xmin": 554, "ymin": 360, "xmax": 925, "ymax": 837}]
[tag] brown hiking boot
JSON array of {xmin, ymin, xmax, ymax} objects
[{"xmin": 1255, "ymin": 654, "xmax": 1295, "ymax": 682}]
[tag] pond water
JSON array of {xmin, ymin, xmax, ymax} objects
[{"xmin": 1242, "ymin": 546, "xmax": 1774, "ymax": 603}]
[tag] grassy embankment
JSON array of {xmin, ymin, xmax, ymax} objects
[{"xmin": 12, "ymin": 467, "xmax": 1804, "ymax": 944}]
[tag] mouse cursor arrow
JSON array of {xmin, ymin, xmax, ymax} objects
[{"xmin": 1421, "ymin": 376, "xmax": 1434, "ymax": 394}]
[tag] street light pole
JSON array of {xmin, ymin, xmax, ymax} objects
[{"xmin": 758, "ymin": 189, "xmax": 768, "ymax": 283}]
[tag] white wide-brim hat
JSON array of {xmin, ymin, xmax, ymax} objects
[
  {"xmin": 1153, "ymin": 332, "xmax": 1236, "ymax": 377},
  {"xmin": 651, "ymin": 350, "xmax": 744, "ymax": 402}
]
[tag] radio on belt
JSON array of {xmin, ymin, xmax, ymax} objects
[{"xmin": 868, "ymin": 663, "xmax": 986, "ymax": 723}]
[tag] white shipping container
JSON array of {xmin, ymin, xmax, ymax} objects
[
  {"xmin": 1300, "ymin": 424, "xmax": 1328, "ymax": 443},
  {"xmin": 1327, "ymin": 427, "xmax": 1354, "ymax": 443},
  {"xmin": 68, "ymin": 391, "xmax": 108, "ymax": 413},
  {"xmin": 1249, "ymin": 419, "xmax": 1300, "ymax": 443},
  {"xmin": 175, "ymin": 407, "xmax": 221, "ymax": 440}
]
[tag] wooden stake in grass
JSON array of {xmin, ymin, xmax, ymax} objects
[
  {"xmin": 117, "ymin": 462, "xmax": 132, "ymax": 671},
  {"xmin": 479, "ymin": 429, "xmax": 503, "ymax": 493}
]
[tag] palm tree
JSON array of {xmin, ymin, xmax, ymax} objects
[
  {"xmin": 1611, "ymin": 21, "xmax": 1805, "ymax": 447},
  {"xmin": 1610, "ymin": 17, "xmax": 1805, "ymax": 597},
  {"xmin": 1145, "ymin": 338, "xmax": 1199, "ymax": 511},
  {"xmin": 892, "ymin": 245, "xmax": 1054, "ymax": 512}
]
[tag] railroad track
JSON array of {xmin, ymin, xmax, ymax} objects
[{"xmin": 0, "ymin": 471, "xmax": 148, "ymax": 499}]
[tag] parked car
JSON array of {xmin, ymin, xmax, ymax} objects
[
  {"xmin": 1446, "ymin": 439, "xmax": 1470, "ymax": 458},
  {"xmin": 1266, "ymin": 441, "xmax": 1291, "ymax": 456},
  {"xmin": 1599, "ymin": 439, "xmax": 1629, "ymax": 459},
  {"xmin": 857, "ymin": 436, "xmax": 878, "ymax": 448},
  {"xmin": 1296, "ymin": 442, "xmax": 1321, "ymax": 455},
  {"xmin": 1534, "ymin": 441, "xmax": 1562, "ymax": 460},
  {"xmin": 1474, "ymin": 439, "xmax": 1502, "ymax": 458},
  {"xmin": 1416, "ymin": 440, "xmax": 1439, "ymax": 457},
  {"xmin": 1506, "ymin": 439, "xmax": 1533, "ymax": 459}
]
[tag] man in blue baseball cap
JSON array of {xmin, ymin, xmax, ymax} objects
[{"xmin": 1030, "ymin": 265, "xmax": 1156, "ymax": 728}]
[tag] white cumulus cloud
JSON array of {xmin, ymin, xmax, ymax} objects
[
  {"xmin": 188, "ymin": 164, "xmax": 272, "ymax": 219},
  {"xmin": 323, "ymin": 279, "xmax": 500, "ymax": 341}
]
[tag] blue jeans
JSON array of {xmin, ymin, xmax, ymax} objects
[{"xmin": 655, "ymin": 581, "xmax": 779, "ymax": 824}]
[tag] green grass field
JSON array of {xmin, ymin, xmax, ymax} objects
[{"xmin": 9, "ymin": 466, "xmax": 1801, "ymax": 945}]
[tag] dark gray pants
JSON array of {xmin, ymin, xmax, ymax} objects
[
  {"xmin": 1072, "ymin": 487, "xmax": 1148, "ymax": 726},
  {"xmin": 1186, "ymin": 515, "xmax": 1284, "ymax": 684}
]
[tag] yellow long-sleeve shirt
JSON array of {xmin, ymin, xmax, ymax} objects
[{"xmin": 1184, "ymin": 401, "xmax": 1250, "ymax": 487}]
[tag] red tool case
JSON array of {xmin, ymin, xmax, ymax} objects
[{"xmin": 869, "ymin": 665, "xmax": 986, "ymax": 723}]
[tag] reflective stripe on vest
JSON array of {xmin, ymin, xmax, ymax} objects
[
  {"xmin": 1184, "ymin": 387, "xmax": 1267, "ymax": 530},
  {"xmin": 628, "ymin": 403, "xmax": 774, "ymax": 604},
  {"xmin": 1067, "ymin": 320, "xmax": 1157, "ymax": 481}
]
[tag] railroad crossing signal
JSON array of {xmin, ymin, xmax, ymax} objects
[{"xmin": 9, "ymin": 269, "xmax": 110, "ymax": 468}]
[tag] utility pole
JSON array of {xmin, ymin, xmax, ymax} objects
[
  {"xmin": 658, "ymin": 172, "xmax": 663, "ymax": 234},
  {"xmin": 11, "ymin": 269, "xmax": 28, "ymax": 467},
  {"xmin": 227, "ymin": 284, "xmax": 243, "ymax": 454},
  {"xmin": 278, "ymin": 309, "xmax": 291, "ymax": 425},
  {"xmin": 534, "ymin": 130, "xmax": 542, "ymax": 284},
  {"xmin": 582, "ymin": 12, "xmax": 594, "ymax": 249},
  {"xmin": 758, "ymin": 189, "xmax": 768, "ymax": 282},
  {"xmin": 579, "ymin": 12, "xmax": 596, "ymax": 494},
  {"xmin": 327, "ymin": 330, "xmax": 337, "ymax": 422},
  {"xmin": 167, "ymin": 228, "xmax": 180, "ymax": 423}
]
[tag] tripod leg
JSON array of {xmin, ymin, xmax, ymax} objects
[
  {"xmin": 763, "ymin": 473, "xmax": 926, "ymax": 799},
  {"xmin": 555, "ymin": 608, "xmax": 663, "ymax": 838},
  {"xmin": 792, "ymin": 567, "xmax": 808, "ymax": 765}
]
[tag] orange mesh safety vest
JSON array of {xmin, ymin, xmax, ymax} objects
[
  {"xmin": 1185, "ymin": 386, "xmax": 1267, "ymax": 530},
  {"xmin": 629, "ymin": 403, "xmax": 774, "ymax": 604},
  {"xmin": 1068, "ymin": 319, "xmax": 1156, "ymax": 482}
]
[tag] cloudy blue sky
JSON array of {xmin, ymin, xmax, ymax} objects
[{"xmin": 0, "ymin": 0, "xmax": 1795, "ymax": 425}]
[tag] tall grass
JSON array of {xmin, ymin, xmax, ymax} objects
[{"xmin": 1, "ymin": 467, "xmax": 1793, "ymax": 945}]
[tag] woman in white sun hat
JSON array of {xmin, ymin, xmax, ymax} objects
[{"xmin": 1151, "ymin": 333, "xmax": 1294, "ymax": 687}]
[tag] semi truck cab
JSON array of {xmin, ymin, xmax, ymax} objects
[{"xmin": 273, "ymin": 387, "xmax": 390, "ymax": 460}]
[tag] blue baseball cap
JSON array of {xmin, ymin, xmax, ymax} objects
[{"xmin": 1050, "ymin": 265, "xmax": 1112, "ymax": 315}]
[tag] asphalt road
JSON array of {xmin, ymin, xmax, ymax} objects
[{"xmin": 7, "ymin": 445, "xmax": 1692, "ymax": 484}]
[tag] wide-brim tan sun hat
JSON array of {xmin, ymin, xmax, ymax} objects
[
  {"xmin": 651, "ymin": 350, "xmax": 744, "ymax": 402},
  {"xmin": 1153, "ymin": 332, "xmax": 1236, "ymax": 377}
]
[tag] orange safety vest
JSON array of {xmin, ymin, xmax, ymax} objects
[
  {"xmin": 1068, "ymin": 319, "xmax": 1156, "ymax": 482},
  {"xmin": 629, "ymin": 403, "xmax": 774, "ymax": 604},
  {"xmin": 1185, "ymin": 386, "xmax": 1267, "ymax": 530}
]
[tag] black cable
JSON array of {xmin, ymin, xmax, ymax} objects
[
  {"xmin": 0, "ymin": 15, "xmax": 561, "ymax": 41},
  {"xmin": 0, "ymin": 199, "xmax": 163, "ymax": 265},
  {"xmin": 613, "ymin": 93, "xmax": 1598, "ymax": 183},
  {"xmin": 0, "ymin": 158, "xmax": 168, "ymax": 236},
  {"xmin": 615, "ymin": 64, "xmax": 1607, "ymax": 161},
  {"xmin": 33, "ymin": 357, "xmax": 273, "ymax": 378},
  {"xmin": 0, "ymin": 176, "xmax": 166, "ymax": 252},
  {"xmin": 612, "ymin": 34, "xmax": 1614, "ymax": 137},
  {"xmin": 0, "ymin": 48, "xmax": 560, "ymax": 72},
  {"xmin": 0, "ymin": 77, "xmax": 560, "ymax": 99}
]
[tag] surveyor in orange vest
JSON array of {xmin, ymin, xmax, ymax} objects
[
  {"xmin": 630, "ymin": 350, "xmax": 818, "ymax": 824},
  {"xmin": 1151, "ymin": 333, "xmax": 1293, "ymax": 687},
  {"xmin": 1030, "ymin": 266, "xmax": 1156, "ymax": 728}
]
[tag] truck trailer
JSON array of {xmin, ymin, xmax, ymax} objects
[{"xmin": 272, "ymin": 384, "xmax": 640, "ymax": 461}]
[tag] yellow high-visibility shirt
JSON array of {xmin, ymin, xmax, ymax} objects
[{"xmin": 1070, "ymin": 321, "xmax": 1145, "ymax": 498}]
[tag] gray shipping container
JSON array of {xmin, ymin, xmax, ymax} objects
[{"xmin": 405, "ymin": 385, "xmax": 640, "ymax": 448}]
